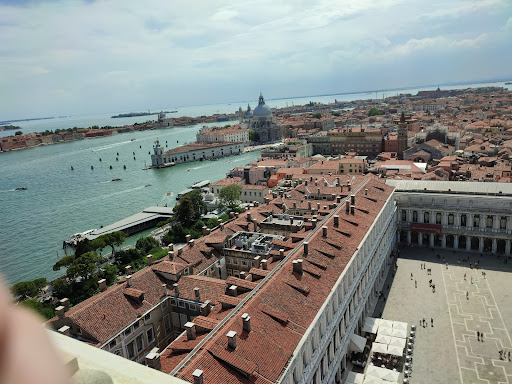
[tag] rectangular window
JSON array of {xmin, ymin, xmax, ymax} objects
[
  {"xmin": 124, "ymin": 328, "xmax": 132, "ymax": 337},
  {"xmin": 162, "ymin": 300, "xmax": 168, "ymax": 310},
  {"xmin": 189, "ymin": 303, "xmax": 197, "ymax": 311},
  {"xmin": 127, "ymin": 341, "xmax": 135, "ymax": 359},
  {"xmin": 144, "ymin": 314, "xmax": 151, "ymax": 322},
  {"xmin": 136, "ymin": 334, "xmax": 143, "ymax": 352},
  {"xmin": 178, "ymin": 301, "xmax": 186, "ymax": 308},
  {"xmin": 147, "ymin": 328, "xmax": 154, "ymax": 344},
  {"xmin": 109, "ymin": 339, "xmax": 117, "ymax": 350},
  {"xmin": 448, "ymin": 214, "xmax": 454, "ymax": 225},
  {"xmin": 164, "ymin": 315, "xmax": 171, "ymax": 334},
  {"xmin": 133, "ymin": 321, "xmax": 140, "ymax": 330}
]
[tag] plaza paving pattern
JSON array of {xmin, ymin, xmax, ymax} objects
[{"xmin": 373, "ymin": 246, "xmax": 512, "ymax": 384}]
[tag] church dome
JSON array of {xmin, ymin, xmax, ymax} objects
[{"xmin": 253, "ymin": 93, "xmax": 272, "ymax": 117}]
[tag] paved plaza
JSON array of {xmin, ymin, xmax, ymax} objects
[{"xmin": 373, "ymin": 246, "xmax": 512, "ymax": 384}]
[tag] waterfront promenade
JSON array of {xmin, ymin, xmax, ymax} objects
[{"xmin": 374, "ymin": 247, "xmax": 512, "ymax": 384}]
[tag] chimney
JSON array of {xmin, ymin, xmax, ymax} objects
[
  {"xmin": 254, "ymin": 201, "xmax": 259, "ymax": 207},
  {"xmin": 322, "ymin": 226, "xmax": 328, "ymax": 237},
  {"xmin": 126, "ymin": 275, "xmax": 132, "ymax": 287},
  {"xmin": 218, "ymin": 218, "xmax": 223, "ymax": 226},
  {"xmin": 98, "ymin": 278, "xmax": 107, "ymax": 292},
  {"xmin": 305, "ymin": 180, "xmax": 308, "ymax": 186},
  {"xmin": 351, "ymin": 205, "xmax": 355, "ymax": 215},
  {"xmin": 293, "ymin": 202, "xmax": 297, "ymax": 208},
  {"xmin": 56, "ymin": 305, "xmax": 65, "ymax": 319},
  {"xmin": 235, "ymin": 212, "xmax": 239, "ymax": 218},
  {"xmin": 227, "ymin": 331, "xmax": 237, "ymax": 349},
  {"xmin": 162, "ymin": 284, "xmax": 168, "ymax": 296},
  {"xmin": 200, "ymin": 300, "xmax": 211, "ymax": 316},
  {"xmin": 58, "ymin": 325, "xmax": 70, "ymax": 337},
  {"xmin": 189, "ymin": 239, "xmax": 195, "ymax": 247},
  {"xmin": 254, "ymin": 255, "xmax": 261, "ymax": 267},
  {"xmin": 185, "ymin": 322, "xmax": 196, "ymax": 340},
  {"xmin": 168, "ymin": 251, "xmax": 174, "ymax": 260},
  {"xmin": 336, "ymin": 196, "xmax": 342, "ymax": 203},
  {"xmin": 303, "ymin": 242, "xmax": 309, "ymax": 255},
  {"xmin": 59, "ymin": 298, "xmax": 70, "ymax": 312},
  {"xmin": 145, "ymin": 352, "xmax": 161, "ymax": 370},
  {"xmin": 346, "ymin": 201, "xmax": 350, "ymax": 213},
  {"xmin": 194, "ymin": 287, "xmax": 200, "ymax": 301},
  {"xmin": 125, "ymin": 265, "xmax": 132, "ymax": 276},
  {"xmin": 242, "ymin": 313, "xmax": 251, "ymax": 333},
  {"xmin": 220, "ymin": 223, "xmax": 225, "ymax": 231},
  {"xmin": 317, "ymin": 187, "xmax": 320, "ymax": 194},
  {"xmin": 201, "ymin": 226, "xmax": 209, "ymax": 235},
  {"xmin": 252, "ymin": 219, "xmax": 258, "ymax": 232},
  {"xmin": 229, "ymin": 211, "xmax": 235, "ymax": 219},
  {"xmin": 293, "ymin": 259, "xmax": 303, "ymax": 274},
  {"xmin": 168, "ymin": 243, "xmax": 174, "ymax": 251},
  {"xmin": 247, "ymin": 212, "xmax": 252, "ymax": 222},
  {"xmin": 173, "ymin": 283, "xmax": 179, "ymax": 296},
  {"xmin": 147, "ymin": 254, "xmax": 153, "ymax": 265},
  {"xmin": 264, "ymin": 197, "xmax": 270, "ymax": 204},
  {"xmin": 364, "ymin": 188, "xmax": 368, "ymax": 195},
  {"xmin": 261, "ymin": 259, "xmax": 268, "ymax": 270},
  {"xmin": 334, "ymin": 215, "xmax": 339, "ymax": 227},
  {"xmin": 317, "ymin": 202, "xmax": 321, "ymax": 210},
  {"xmin": 347, "ymin": 183, "xmax": 351, "ymax": 191},
  {"xmin": 193, "ymin": 370, "xmax": 204, "ymax": 384},
  {"xmin": 178, "ymin": 248, "xmax": 183, "ymax": 256},
  {"xmin": 290, "ymin": 217, "xmax": 294, "ymax": 225},
  {"xmin": 228, "ymin": 285, "xmax": 238, "ymax": 296},
  {"xmin": 311, "ymin": 219, "xmax": 317, "ymax": 228},
  {"xmin": 185, "ymin": 234, "xmax": 191, "ymax": 243},
  {"xmin": 280, "ymin": 249, "xmax": 285, "ymax": 259},
  {"xmin": 239, "ymin": 271, "xmax": 247, "ymax": 279},
  {"xmin": 351, "ymin": 195, "xmax": 355, "ymax": 205},
  {"xmin": 308, "ymin": 201, "xmax": 312, "ymax": 209}
]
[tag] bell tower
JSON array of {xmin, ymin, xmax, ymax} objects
[{"xmin": 397, "ymin": 112, "xmax": 408, "ymax": 160}]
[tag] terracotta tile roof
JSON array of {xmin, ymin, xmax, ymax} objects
[
  {"xmin": 174, "ymin": 275, "xmax": 227, "ymax": 305},
  {"xmin": 152, "ymin": 260, "xmax": 189, "ymax": 275}
]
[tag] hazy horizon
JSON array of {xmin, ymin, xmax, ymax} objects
[{"xmin": 1, "ymin": 0, "xmax": 511, "ymax": 120}]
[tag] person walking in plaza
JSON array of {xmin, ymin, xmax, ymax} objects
[
  {"xmin": 508, "ymin": 351, "xmax": 510, "ymax": 361},
  {"xmin": 411, "ymin": 273, "xmax": 413, "ymax": 280},
  {"xmin": 431, "ymin": 318, "xmax": 433, "ymax": 327},
  {"xmin": 415, "ymin": 280, "xmax": 417, "ymax": 288},
  {"xmin": 464, "ymin": 273, "xmax": 466, "ymax": 281},
  {"xmin": 481, "ymin": 332, "xmax": 484, "ymax": 342},
  {"xmin": 432, "ymin": 284, "xmax": 435, "ymax": 293},
  {"xmin": 466, "ymin": 291, "xmax": 469, "ymax": 300},
  {"xmin": 477, "ymin": 331, "xmax": 480, "ymax": 341},
  {"xmin": 471, "ymin": 276, "xmax": 473, "ymax": 284}
]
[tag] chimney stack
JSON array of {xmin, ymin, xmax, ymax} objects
[
  {"xmin": 317, "ymin": 187, "xmax": 320, "ymax": 195},
  {"xmin": 240, "ymin": 271, "xmax": 247, "ymax": 279},
  {"xmin": 194, "ymin": 287, "xmax": 200, "ymax": 301},
  {"xmin": 254, "ymin": 201, "xmax": 259, "ymax": 207},
  {"xmin": 98, "ymin": 278, "xmax": 107, "ymax": 292},
  {"xmin": 308, "ymin": 201, "xmax": 312, "ymax": 210},
  {"xmin": 351, "ymin": 195, "xmax": 355, "ymax": 205},
  {"xmin": 247, "ymin": 212, "xmax": 252, "ymax": 222},
  {"xmin": 162, "ymin": 284, "xmax": 168, "ymax": 296},
  {"xmin": 322, "ymin": 226, "xmax": 328, "ymax": 237},
  {"xmin": 168, "ymin": 251, "xmax": 174, "ymax": 260},
  {"xmin": 304, "ymin": 242, "xmax": 309, "ymax": 255},
  {"xmin": 336, "ymin": 196, "xmax": 342, "ymax": 203},
  {"xmin": 168, "ymin": 243, "xmax": 174, "ymax": 251},
  {"xmin": 56, "ymin": 306, "xmax": 65, "ymax": 319},
  {"xmin": 364, "ymin": 188, "xmax": 368, "ymax": 195},
  {"xmin": 293, "ymin": 259, "xmax": 303, "ymax": 274},
  {"xmin": 346, "ymin": 201, "xmax": 350, "ymax": 213},
  {"xmin": 261, "ymin": 259, "xmax": 268, "ymax": 270},
  {"xmin": 185, "ymin": 322, "xmax": 196, "ymax": 340},
  {"xmin": 58, "ymin": 325, "xmax": 71, "ymax": 337},
  {"xmin": 229, "ymin": 211, "xmax": 235, "ymax": 219},
  {"xmin": 189, "ymin": 239, "xmax": 195, "ymax": 247},
  {"xmin": 351, "ymin": 205, "xmax": 355, "ymax": 215},
  {"xmin": 218, "ymin": 218, "xmax": 223, "ymax": 226},
  {"xmin": 126, "ymin": 275, "xmax": 132, "ymax": 287},
  {"xmin": 59, "ymin": 298, "xmax": 70, "ymax": 312},
  {"xmin": 280, "ymin": 249, "xmax": 285, "ymax": 259},
  {"xmin": 242, "ymin": 313, "xmax": 251, "ymax": 333},
  {"xmin": 347, "ymin": 182, "xmax": 351, "ymax": 191},
  {"xmin": 317, "ymin": 202, "xmax": 321, "ymax": 210},
  {"xmin": 185, "ymin": 234, "xmax": 191, "ymax": 243},
  {"xmin": 193, "ymin": 369, "xmax": 204, "ymax": 384},
  {"xmin": 334, "ymin": 215, "xmax": 339, "ymax": 227},
  {"xmin": 125, "ymin": 265, "xmax": 132, "ymax": 276},
  {"xmin": 227, "ymin": 331, "xmax": 237, "ymax": 349},
  {"xmin": 202, "ymin": 226, "xmax": 209, "ymax": 235},
  {"xmin": 254, "ymin": 255, "xmax": 261, "ymax": 267},
  {"xmin": 145, "ymin": 352, "xmax": 161, "ymax": 370},
  {"xmin": 173, "ymin": 283, "xmax": 179, "ymax": 296},
  {"xmin": 147, "ymin": 254, "xmax": 153, "ymax": 265},
  {"xmin": 200, "ymin": 300, "xmax": 211, "ymax": 316},
  {"xmin": 311, "ymin": 219, "xmax": 317, "ymax": 228},
  {"xmin": 228, "ymin": 285, "xmax": 238, "ymax": 297}
]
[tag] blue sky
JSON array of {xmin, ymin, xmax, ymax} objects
[{"xmin": 0, "ymin": 0, "xmax": 511, "ymax": 119}]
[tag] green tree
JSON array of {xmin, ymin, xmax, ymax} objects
[
  {"xmin": 331, "ymin": 111, "xmax": 340, "ymax": 117},
  {"xmin": 97, "ymin": 264, "xmax": 119, "ymax": 285},
  {"xmin": 135, "ymin": 236, "xmax": 159, "ymax": 254},
  {"xmin": 53, "ymin": 255, "xmax": 76, "ymax": 271},
  {"xmin": 206, "ymin": 217, "xmax": 220, "ymax": 228},
  {"xmin": 75, "ymin": 238, "xmax": 93, "ymax": 257},
  {"xmin": 219, "ymin": 184, "xmax": 242, "ymax": 211},
  {"xmin": 52, "ymin": 279, "xmax": 71, "ymax": 299},
  {"xmin": 15, "ymin": 131, "xmax": 23, "ymax": 136},
  {"xmin": 20, "ymin": 299, "xmax": 56, "ymax": 320},
  {"xmin": 66, "ymin": 252, "xmax": 100, "ymax": 280},
  {"xmin": 249, "ymin": 130, "xmax": 260, "ymax": 142},
  {"xmin": 11, "ymin": 281, "xmax": 37, "ymax": 298},
  {"xmin": 311, "ymin": 113, "xmax": 322, "ymax": 119},
  {"xmin": 173, "ymin": 191, "xmax": 204, "ymax": 226},
  {"xmin": 368, "ymin": 107, "xmax": 384, "ymax": 116},
  {"xmin": 93, "ymin": 231, "xmax": 126, "ymax": 257}
]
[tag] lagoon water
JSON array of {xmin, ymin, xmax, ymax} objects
[{"xmin": 1, "ymin": 80, "xmax": 510, "ymax": 285}]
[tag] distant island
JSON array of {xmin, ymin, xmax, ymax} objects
[
  {"xmin": 0, "ymin": 125, "xmax": 21, "ymax": 131},
  {"xmin": 111, "ymin": 110, "xmax": 177, "ymax": 118},
  {"xmin": 0, "ymin": 117, "xmax": 54, "ymax": 125}
]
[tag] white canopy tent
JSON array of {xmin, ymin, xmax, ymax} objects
[
  {"xmin": 391, "ymin": 328, "xmax": 407, "ymax": 339},
  {"xmin": 392, "ymin": 321, "xmax": 408, "ymax": 331},
  {"xmin": 363, "ymin": 317, "xmax": 380, "ymax": 334},
  {"xmin": 350, "ymin": 333, "xmax": 367, "ymax": 353},
  {"xmin": 362, "ymin": 376, "xmax": 386, "ymax": 384},
  {"xmin": 372, "ymin": 342, "xmax": 388, "ymax": 354},
  {"xmin": 378, "ymin": 326, "xmax": 393, "ymax": 336},
  {"xmin": 346, "ymin": 371, "xmax": 365, "ymax": 384},
  {"xmin": 379, "ymin": 320, "xmax": 394, "ymax": 329},
  {"xmin": 387, "ymin": 344, "xmax": 404, "ymax": 357},
  {"xmin": 366, "ymin": 365, "xmax": 399, "ymax": 383},
  {"xmin": 375, "ymin": 334, "xmax": 391, "ymax": 345},
  {"xmin": 388, "ymin": 337, "xmax": 406, "ymax": 349}
]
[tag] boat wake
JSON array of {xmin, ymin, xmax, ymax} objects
[
  {"xmin": 0, "ymin": 189, "xmax": 16, "ymax": 193},
  {"xmin": 91, "ymin": 140, "xmax": 134, "ymax": 152}
]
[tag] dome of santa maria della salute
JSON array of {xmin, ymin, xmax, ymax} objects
[{"xmin": 252, "ymin": 93, "xmax": 272, "ymax": 117}]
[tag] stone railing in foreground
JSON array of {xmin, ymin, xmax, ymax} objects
[{"xmin": 50, "ymin": 331, "xmax": 188, "ymax": 384}]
